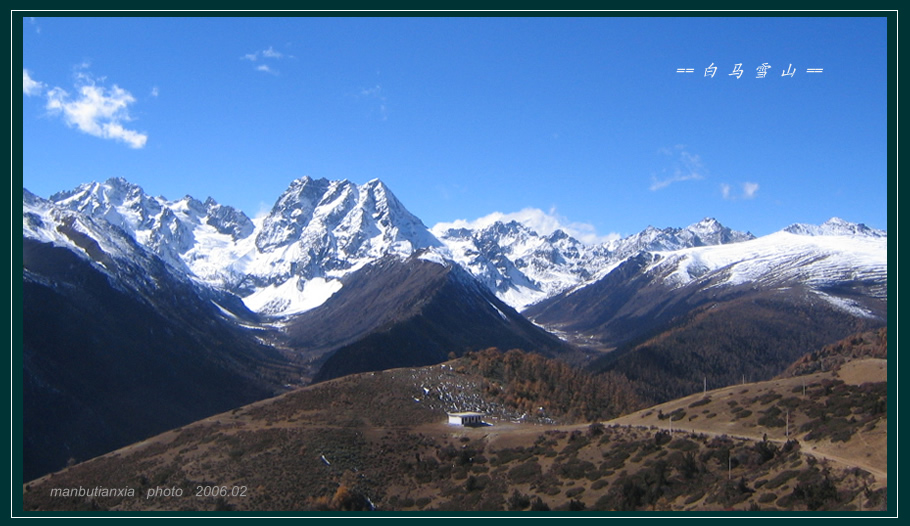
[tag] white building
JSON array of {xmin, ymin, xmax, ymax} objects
[{"xmin": 447, "ymin": 412, "xmax": 485, "ymax": 426}]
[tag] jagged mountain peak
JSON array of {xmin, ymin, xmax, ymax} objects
[
  {"xmin": 235, "ymin": 177, "xmax": 445, "ymax": 315},
  {"xmin": 687, "ymin": 217, "xmax": 721, "ymax": 232},
  {"xmin": 545, "ymin": 229, "xmax": 571, "ymax": 243},
  {"xmin": 783, "ymin": 217, "xmax": 886, "ymax": 238},
  {"xmin": 608, "ymin": 218, "xmax": 754, "ymax": 254},
  {"xmin": 255, "ymin": 176, "xmax": 440, "ymax": 252},
  {"xmin": 23, "ymin": 187, "xmax": 44, "ymax": 206},
  {"xmin": 48, "ymin": 178, "xmax": 255, "ymax": 280}
]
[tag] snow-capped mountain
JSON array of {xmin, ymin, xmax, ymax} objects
[
  {"xmin": 783, "ymin": 217, "xmax": 887, "ymax": 238},
  {"xmin": 433, "ymin": 220, "xmax": 613, "ymax": 310},
  {"xmin": 40, "ymin": 176, "xmax": 885, "ymax": 323},
  {"xmin": 238, "ymin": 177, "xmax": 444, "ymax": 315},
  {"xmin": 645, "ymin": 225, "xmax": 888, "ymax": 308},
  {"xmin": 528, "ymin": 218, "xmax": 887, "ymax": 336},
  {"xmin": 604, "ymin": 217, "xmax": 755, "ymax": 260},
  {"xmin": 433, "ymin": 216, "xmax": 755, "ymax": 311},
  {"xmin": 49, "ymin": 177, "xmax": 444, "ymax": 316},
  {"xmin": 50, "ymin": 177, "xmax": 255, "ymax": 287},
  {"xmin": 524, "ymin": 219, "xmax": 887, "ymax": 402}
]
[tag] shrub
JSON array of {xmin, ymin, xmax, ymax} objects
[
  {"xmin": 765, "ymin": 470, "xmax": 799, "ymax": 490},
  {"xmin": 507, "ymin": 490, "xmax": 530, "ymax": 510},
  {"xmin": 565, "ymin": 487, "xmax": 585, "ymax": 498},
  {"xmin": 530, "ymin": 497, "xmax": 550, "ymax": 511},
  {"xmin": 508, "ymin": 460, "xmax": 542, "ymax": 484},
  {"xmin": 759, "ymin": 492, "xmax": 777, "ymax": 503},
  {"xmin": 689, "ymin": 397, "xmax": 712, "ymax": 408},
  {"xmin": 668, "ymin": 438, "xmax": 698, "ymax": 452},
  {"xmin": 567, "ymin": 499, "xmax": 586, "ymax": 510}
]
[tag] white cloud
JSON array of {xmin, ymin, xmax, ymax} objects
[
  {"xmin": 650, "ymin": 146, "xmax": 706, "ymax": 191},
  {"xmin": 433, "ymin": 207, "xmax": 620, "ymax": 245},
  {"xmin": 23, "ymin": 69, "xmax": 44, "ymax": 96},
  {"xmin": 742, "ymin": 182, "xmax": 760, "ymax": 199},
  {"xmin": 721, "ymin": 181, "xmax": 760, "ymax": 200},
  {"xmin": 256, "ymin": 64, "xmax": 278, "ymax": 75},
  {"xmin": 261, "ymin": 46, "xmax": 283, "ymax": 59},
  {"xmin": 242, "ymin": 46, "xmax": 292, "ymax": 69},
  {"xmin": 43, "ymin": 73, "xmax": 148, "ymax": 149},
  {"xmin": 650, "ymin": 171, "xmax": 704, "ymax": 191},
  {"xmin": 150, "ymin": 86, "xmax": 159, "ymax": 97}
]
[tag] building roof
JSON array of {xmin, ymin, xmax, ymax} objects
[{"xmin": 447, "ymin": 412, "xmax": 485, "ymax": 418}]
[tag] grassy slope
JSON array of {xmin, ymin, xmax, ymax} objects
[{"xmin": 22, "ymin": 350, "xmax": 887, "ymax": 512}]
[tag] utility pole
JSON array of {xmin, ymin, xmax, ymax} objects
[
  {"xmin": 704, "ymin": 376, "xmax": 707, "ymax": 396},
  {"xmin": 786, "ymin": 410, "xmax": 790, "ymax": 439}
]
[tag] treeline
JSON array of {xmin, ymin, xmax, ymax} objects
[
  {"xmin": 780, "ymin": 327, "xmax": 887, "ymax": 378},
  {"xmin": 456, "ymin": 348, "xmax": 642, "ymax": 423},
  {"xmin": 589, "ymin": 295, "xmax": 882, "ymax": 404}
]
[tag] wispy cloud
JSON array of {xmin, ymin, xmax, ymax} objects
[
  {"xmin": 37, "ymin": 69, "xmax": 148, "ymax": 149},
  {"xmin": 433, "ymin": 207, "xmax": 620, "ymax": 245},
  {"xmin": 28, "ymin": 16, "xmax": 41, "ymax": 34},
  {"xmin": 650, "ymin": 146, "xmax": 706, "ymax": 191},
  {"xmin": 241, "ymin": 46, "xmax": 293, "ymax": 74},
  {"xmin": 261, "ymin": 46, "xmax": 284, "ymax": 59},
  {"xmin": 721, "ymin": 182, "xmax": 760, "ymax": 200},
  {"xmin": 256, "ymin": 64, "xmax": 278, "ymax": 75},
  {"xmin": 743, "ymin": 182, "xmax": 760, "ymax": 199},
  {"xmin": 150, "ymin": 86, "xmax": 159, "ymax": 97},
  {"xmin": 360, "ymin": 85, "xmax": 382, "ymax": 97},
  {"xmin": 22, "ymin": 69, "xmax": 45, "ymax": 96},
  {"xmin": 358, "ymin": 84, "xmax": 389, "ymax": 121}
]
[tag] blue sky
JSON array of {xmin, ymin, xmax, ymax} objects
[{"xmin": 21, "ymin": 15, "xmax": 888, "ymax": 239}]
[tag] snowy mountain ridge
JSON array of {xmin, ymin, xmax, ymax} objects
[
  {"xmin": 33, "ymin": 176, "xmax": 886, "ymax": 317},
  {"xmin": 433, "ymin": 215, "xmax": 757, "ymax": 311},
  {"xmin": 50, "ymin": 177, "xmax": 255, "ymax": 287},
  {"xmin": 783, "ymin": 217, "xmax": 886, "ymax": 238},
  {"xmin": 643, "ymin": 230, "xmax": 887, "ymax": 316},
  {"xmin": 46, "ymin": 177, "xmax": 445, "ymax": 316},
  {"xmin": 23, "ymin": 188, "xmax": 256, "ymax": 324}
]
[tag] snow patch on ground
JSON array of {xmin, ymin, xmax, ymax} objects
[
  {"xmin": 812, "ymin": 290, "xmax": 878, "ymax": 319},
  {"xmin": 417, "ymin": 248, "xmax": 451, "ymax": 267},
  {"xmin": 242, "ymin": 277, "xmax": 343, "ymax": 316},
  {"xmin": 487, "ymin": 300, "xmax": 509, "ymax": 321}
]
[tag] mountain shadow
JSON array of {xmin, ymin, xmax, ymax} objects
[{"xmin": 279, "ymin": 254, "xmax": 581, "ymax": 383}]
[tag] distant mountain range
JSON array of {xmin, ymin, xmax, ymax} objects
[{"xmin": 21, "ymin": 176, "xmax": 887, "ymax": 480}]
